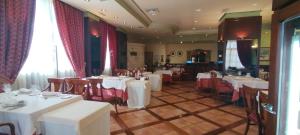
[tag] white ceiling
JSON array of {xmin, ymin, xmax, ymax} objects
[{"xmin": 61, "ymin": 0, "xmax": 273, "ymax": 39}]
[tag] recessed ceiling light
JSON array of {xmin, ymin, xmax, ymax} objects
[
  {"xmin": 195, "ymin": 8, "xmax": 202, "ymax": 12},
  {"xmin": 194, "ymin": 20, "xmax": 198, "ymax": 23},
  {"xmin": 180, "ymin": 41, "xmax": 183, "ymax": 44},
  {"xmin": 252, "ymin": 3, "xmax": 257, "ymax": 6}
]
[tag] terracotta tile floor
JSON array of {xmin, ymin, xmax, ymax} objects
[{"xmin": 110, "ymin": 81, "xmax": 258, "ymax": 135}]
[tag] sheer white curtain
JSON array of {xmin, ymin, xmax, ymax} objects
[
  {"xmin": 12, "ymin": 0, "xmax": 75, "ymax": 90},
  {"xmin": 102, "ymin": 36, "xmax": 112, "ymax": 75},
  {"xmin": 225, "ymin": 40, "xmax": 244, "ymax": 70}
]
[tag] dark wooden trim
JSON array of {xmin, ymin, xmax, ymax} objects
[{"xmin": 268, "ymin": 1, "xmax": 300, "ymax": 134}]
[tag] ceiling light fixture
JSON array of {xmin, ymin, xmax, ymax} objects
[
  {"xmin": 194, "ymin": 20, "xmax": 198, "ymax": 23},
  {"xmin": 146, "ymin": 8, "xmax": 159, "ymax": 16},
  {"xmin": 195, "ymin": 8, "xmax": 202, "ymax": 12}
]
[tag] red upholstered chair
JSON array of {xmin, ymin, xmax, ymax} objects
[
  {"xmin": 172, "ymin": 71, "xmax": 182, "ymax": 81},
  {"xmin": 64, "ymin": 79, "xmax": 89, "ymax": 99},
  {"xmin": 42, "ymin": 78, "xmax": 64, "ymax": 92},
  {"xmin": 242, "ymin": 85, "xmax": 265, "ymax": 135},
  {"xmin": 0, "ymin": 122, "xmax": 15, "ymax": 135},
  {"xmin": 86, "ymin": 78, "xmax": 119, "ymax": 113},
  {"xmin": 211, "ymin": 72, "xmax": 233, "ymax": 100},
  {"xmin": 87, "ymin": 78, "xmax": 104, "ymax": 101},
  {"xmin": 162, "ymin": 74, "xmax": 172, "ymax": 84}
]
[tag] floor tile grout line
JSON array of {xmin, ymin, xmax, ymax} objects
[
  {"xmin": 111, "ymin": 112, "xmax": 135, "ymax": 135},
  {"xmin": 111, "ymin": 82, "xmax": 253, "ymax": 135}
]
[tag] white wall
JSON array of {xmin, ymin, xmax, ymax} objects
[
  {"xmin": 127, "ymin": 43, "xmax": 145, "ymax": 69},
  {"xmin": 145, "ymin": 43, "xmax": 166, "ymax": 65},
  {"xmin": 146, "ymin": 42, "xmax": 217, "ymax": 64}
]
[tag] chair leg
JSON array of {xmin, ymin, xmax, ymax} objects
[
  {"xmin": 244, "ymin": 119, "xmax": 250, "ymax": 135},
  {"xmin": 113, "ymin": 89, "xmax": 118, "ymax": 114}
]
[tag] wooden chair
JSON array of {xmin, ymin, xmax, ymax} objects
[
  {"xmin": 242, "ymin": 85, "xmax": 263, "ymax": 135},
  {"xmin": 87, "ymin": 78, "xmax": 104, "ymax": 101},
  {"xmin": 87, "ymin": 78, "xmax": 119, "ymax": 113},
  {"xmin": 0, "ymin": 122, "xmax": 15, "ymax": 135},
  {"xmin": 257, "ymin": 90, "xmax": 269, "ymax": 135},
  {"xmin": 210, "ymin": 72, "xmax": 233, "ymax": 101},
  {"xmin": 162, "ymin": 74, "xmax": 172, "ymax": 84},
  {"xmin": 63, "ymin": 77, "xmax": 80, "ymax": 92},
  {"xmin": 42, "ymin": 78, "xmax": 64, "ymax": 92},
  {"xmin": 64, "ymin": 79, "xmax": 89, "ymax": 99}
]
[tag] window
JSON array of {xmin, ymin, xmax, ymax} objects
[
  {"xmin": 12, "ymin": 0, "xmax": 74, "ymax": 89},
  {"xmin": 225, "ymin": 40, "xmax": 244, "ymax": 70}
]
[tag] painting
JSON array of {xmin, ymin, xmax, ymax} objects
[
  {"xmin": 177, "ymin": 50, "xmax": 183, "ymax": 56},
  {"xmin": 259, "ymin": 47, "xmax": 270, "ymax": 61},
  {"xmin": 170, "ymin": 51, "xmax": 176, "ymax": 56}
]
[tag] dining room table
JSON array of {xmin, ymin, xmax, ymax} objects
[
  {"xmin": 196, "ymin": 72, "xmax": 222, "ymax": 89},
  {"xmin": 39, "ymin": 100, "xmax": 111, "ymax": 135},
  {"xmin": 100, "ymin": 75, "xmax": 152, "ymax": 108},
  {"xmin": 143, "ymin": 73, "xmax": 162, "ymax": 91},
  {"xmin": 222, "ymin": 75, "xmax": 269, "ymax": 101},
  {"xmin": 0, "ymin": 91, "xmax": 83, "ymax": 135}
]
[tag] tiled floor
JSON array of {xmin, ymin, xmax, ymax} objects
[{"xmin": 110, "ymin": 81, "xmax": 258, "ymax": 135}]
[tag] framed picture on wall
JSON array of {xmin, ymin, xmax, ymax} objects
[
  {"xmin": 170, "ymin": 51, "xmax": 176, "ymax": 56},
  {"xmin": 260, "ymin": 47, "xmax": 270, "ymax": 60},
  {"xmin": 177, "ymin": 50, "xmax": 183, "ymax": 56}
]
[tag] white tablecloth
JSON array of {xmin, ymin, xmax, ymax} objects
[
  {"xmin": 102, "ymin": 76, "xmax": 134, "ymax": 91},
  {"xmin": 223, "ymin": 76, "xmax": 269, "ymax": 92},
  {"xmin": 0, "ymin": 93, "xmax": 82, "ymax": 135},
  {"xmin": 143, "ymin": 74, "xmax": 162, "ymax": 91},
  {"xmin": 154, "ymin": 70, "xmax": 173, "ymax": 76},
  {"xmin": 127, "ymin": 80, "xmax": 151, "ymax": 108},
  {"xmin": 196, "ymin": 72, "xmax": 222, "ymax": 79},
  {"xmin": 39, "ymin": 100, "xmax": 111, "ymax": 135},
  {"xmin": 142, "ymin": 72, "xmax": 152, "ymax": 76}
]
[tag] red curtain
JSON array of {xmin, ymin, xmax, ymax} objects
[
  {"xmin": 54, "ymin": 0, "xmax": 85, "ymax": 77},
  {"xmin": 99, "ymin": 21, "xmax": 107, "ymax": 73},
  {"xmin": 107, "ymin": 24, "xmax": 117, "ymax": 71},
  {"xmin": 0, "ymin": 0, "xmax": 35, "ymax": 85}
]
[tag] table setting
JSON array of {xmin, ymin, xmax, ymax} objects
[
  {"xmin": 222, "ymin": 75, "xmax": 269, "ymax": 101},
  {"xmin": 0, "ymin": 84, "xmax": 83, "ymax": 135}
]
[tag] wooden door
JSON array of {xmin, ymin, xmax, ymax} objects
[{"xmin": 267, "ymin": 1, "xmax": 300, "ymax": 134}]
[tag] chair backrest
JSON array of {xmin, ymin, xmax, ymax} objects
[
  {"xmin": 47, "ymin": 78, "xmax": 64, "ymax": 92},
  {"xmin": 64, "ymin": 77, "xmax": 80, "ymax": 91},
  {"xmin": 242, "ymin": 85, "xmax": 260, "ymax": 118},
  {"xmin": 87, "ymin": 78, "xmax": 103, "ymax": 96},
  {"xmin": 258, "ymin": 90, "xmax": 268, "ymax": 124},
  {"xmin": 64, "ymin": 78, "xmax": 87, "ymax": 94}
]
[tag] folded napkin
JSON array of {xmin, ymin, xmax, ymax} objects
[
  {"xmin": 18, "ymin": 88, "xmax": 32, "ymax": 94},
  {"xmin": 42, "ymin": 92, "xmax": 60, "ymax": 97},
  {"xmin": 1, "ymin": 98, "xmax": 25, "ymax": 108}
]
